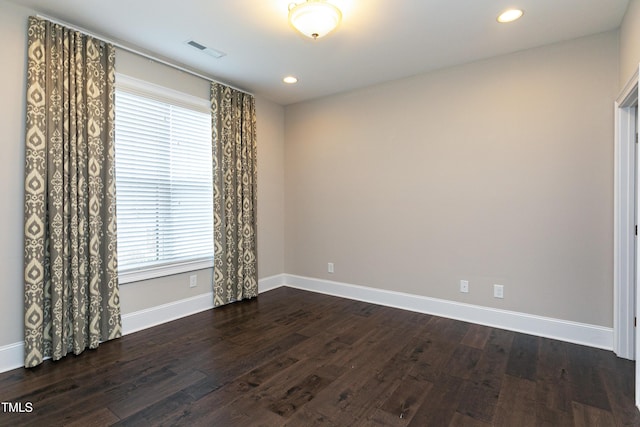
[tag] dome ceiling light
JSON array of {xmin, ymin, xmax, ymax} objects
[{"xmin": 288, "ymin": 0, "xmax": 342, "ymax": 39}]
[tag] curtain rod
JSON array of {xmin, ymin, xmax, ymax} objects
[{"xmin": 35, "ymin": 13, "xmax": 253, "ymax": 96}]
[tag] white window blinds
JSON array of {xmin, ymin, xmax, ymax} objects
[{"xmin": 114, "ymin": 75, "xmax": 213, "ymax": 283}]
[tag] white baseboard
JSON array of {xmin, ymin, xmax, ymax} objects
[
  {"xmin": 0, "ymin": 341, "xmax": 25, "ymax": 374},
  {"xmin": 123, "ymin": 275, "xmax": 281, "ymax": 335},
  {"xmin": 258, "ymin": 274, "xmax": 287, "ymax": 293},
  {"xmin": 122, "ymin": 292, "xmax": 215, "ymax": 335},
  {"xmin": 282, "ymin": 274, "xmax": 614, "ymax": 351},
  {"xmin": 0, "ymin": 273, "xmax": 613, "ymax": 374},
  {"xmin": 122, "ymin": 274, "xmax": 283, "ymax": 335},
  {"xmin": 0, "ymin": 275, "xmax": 286, "ymax": 373},
  {"xmin": 0, "ymin": 294, "xmax": 218, "ymax": 373}
]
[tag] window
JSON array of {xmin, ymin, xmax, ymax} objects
[{"xmin": 114, "ymin": 74, "xmax": 213, "ymax": 283}]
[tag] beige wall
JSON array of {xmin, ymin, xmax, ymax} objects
[
  {"xmin": 0, "ymin": 0, "xmax": 30, "ymax": 347},
  {"xmin": 620, "ymin": 0, "xmax": 640, "ymax": 88},
  {"xmin": 0, "ymin": 0, "xmax": 624, "ymax": 351},
  {"xmin": 115, "ymin": 48, "xmax": 215, "ymax": 313},
  {"xmin": 256, "ymin": 97, "xmax": 286, "ymax": 278},
  {"xmin": 115, "ymin": 50, "xmax": 287, "ymax": 313},
  {"xmin": 0, "ymin": 0, "xmax": 285, "ymax": 347},
  {"xmin": 284, "ymin": 31, "xmax": 619, "ymax": 327}
]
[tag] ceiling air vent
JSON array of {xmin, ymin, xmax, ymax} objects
[{"xmin": 185, "ymin": 40, "xmax": 226, "ymax": 59}]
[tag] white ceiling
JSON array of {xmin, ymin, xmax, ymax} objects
[{"xmin": 6, "ymin": 0, "xmax": 630, "ymax": 105}]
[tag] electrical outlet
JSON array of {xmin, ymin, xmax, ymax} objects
[
  {"xmin": 189, "ymin": 274, "xmax": 197, "ymax": 288},
  {"xmin": 460, "ymin": 280, "xmax": 469, "ymax": 293},
  {"xmin": 328, "ymin": 262, "xmax": 334, "ymax": 273},
  {"xmin": 493, "ymin": 284, "xmax": 504, "ymax": 299}
]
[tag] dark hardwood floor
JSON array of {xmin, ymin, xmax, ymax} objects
[{"xmin": 1, "ymin": 287, "xmax": 638, "ymax": 426}]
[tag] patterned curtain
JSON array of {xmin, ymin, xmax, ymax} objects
[
  {"xmin": 23, "ymin": 17, "xmax": 121, "ymax": 368},
  {"xmin": 211, "ymin": 83, "xmax": 258, "ymax": 306}
]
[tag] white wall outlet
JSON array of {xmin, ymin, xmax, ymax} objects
[
  {"xmin": 189, "ymin": 274, "xmax": 198, "ymax": 288},
  {"xmin": 493, "ymin": 284, "xmax": 504, "ymax": 299},
  {"xmin": 460, "ymin": 280, "xmax": 469, "ymax": 293},
  {"xmin": 328, "ymin": 262, "xmax": 334, "ymax": 273}
]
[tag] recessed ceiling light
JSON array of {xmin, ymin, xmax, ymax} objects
[
  {"xmin": 497, "ymin": 9, "xmax": 524, "ymax": 23},
  {"xmin": 283, "ymin": 76, "xmax": 298, "ymax": 84}
]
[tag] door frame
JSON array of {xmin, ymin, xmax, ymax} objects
[{"xmin": 614, "ymin": 66, "xmax": 638, "ymax": 367}]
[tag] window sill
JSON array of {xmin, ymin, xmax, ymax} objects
[{"xmin": 119, "ymin": 259, "xmax": 214, "ymax": 284}]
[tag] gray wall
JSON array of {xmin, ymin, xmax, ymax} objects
[
  {"xmin": 115, "ymin": 50, "xmax": 286, "ymax": 314},
  {"xmin": 620, "ymin": 0, "xmax": 640, "ymax": 87},
  {"xmin": 0, "ymin": 0, "xmax": 286, "ymax": 347},
  {"xmin": 0, "ymin": 0, "xmax": 29, "ymax": 348},
  {"xmin": 0, "ymin": 0, "xmax": 627, "ymax": 352},
  {"xmin": 284, "ymin": 31, "xmax": 619, "ymax": 327}
]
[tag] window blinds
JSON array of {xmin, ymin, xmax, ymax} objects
[{"xmin": 114, "ymin": 78, "xmax": 213, "ymax": 281}]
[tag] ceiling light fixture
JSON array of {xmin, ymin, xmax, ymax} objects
[
  {"xmin": 288, "ymin": 0, "xmax": 342, "ymax": 39},
  {"xmin": 283, "ymin": 76, "xmax": 298, "ymax": 84},
  {"xmin": 497, "ymin": 9, "xmax": 524, "ymax": 23}
]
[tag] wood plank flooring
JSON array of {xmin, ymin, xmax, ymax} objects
[{"xmin": 0, "ymin": 287, "xmax": 638, "ymax": 426}]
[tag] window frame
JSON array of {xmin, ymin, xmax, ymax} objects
[{"xmin": 114, "ymin": 73, "xmax": 214, "ymax": 284}]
